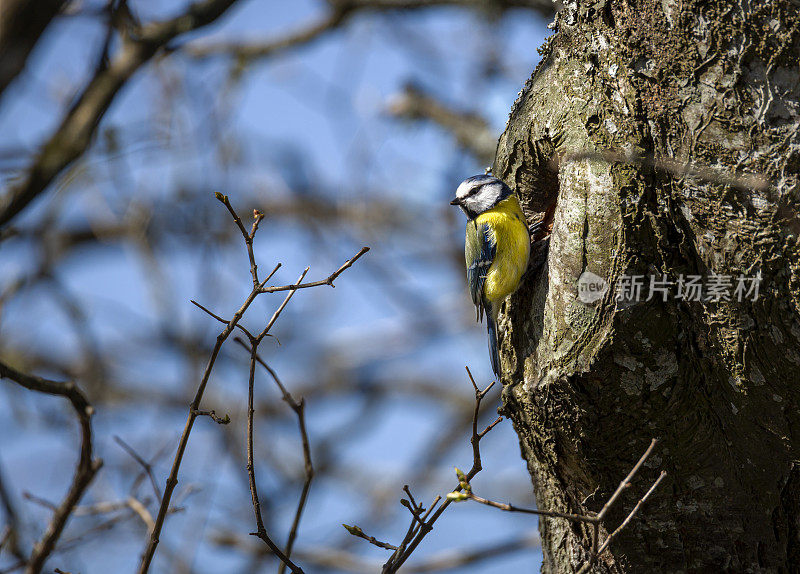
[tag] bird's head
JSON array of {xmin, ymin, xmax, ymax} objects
[{"xmin": 450, "ymin": 175, "xmax": 512, "ymax": 219}]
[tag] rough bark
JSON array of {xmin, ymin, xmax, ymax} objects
[{"xmin": 493, "ymin": 1, "xmax": 800, "ymax": 572}]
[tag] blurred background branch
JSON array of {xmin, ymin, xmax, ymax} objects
[
  {"xmin": 387, "ymin": 83, "xmax": 496, "ymax": 164},
  {"xmin": 0, "ymin": 0, "xmax": 553, "ymax": 572}
]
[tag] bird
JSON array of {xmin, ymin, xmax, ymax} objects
[{"xmin": 451, "ymin": 174, "xmax": 530, "ymax": 378}]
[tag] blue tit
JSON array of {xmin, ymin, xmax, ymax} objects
[{"xmin": 450, "ymin": 175, "xmax": 530, "ymax": 377}]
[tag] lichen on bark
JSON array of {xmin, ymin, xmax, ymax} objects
[{"xmin": 493, "ymin": 1, "xmax": 800, "ymax": 571}]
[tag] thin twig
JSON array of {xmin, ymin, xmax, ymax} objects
[
  {"xmin": 0, "ymin": 463, "xmax": 26, "ymax": 562},
  {"xmin": 401, "ymin": 486, "xmax": 426, "ymax": 528},
  {"xmin": 114, "ymin": 436, "xmax": 162, "ymax": 501},
  {"xmin": 244, "ymin": 342, "xmax": 304, "ymax": 573},
  {"xmin": 478, "ymin": 415, "xmax": 503, "ymax": 438},
  {"xmin": 379, "ymin": 367, "xmax": 501, "ymax": 573},
  {"xmin": 234, "ymin": 337, "xmax": 315, "ymax": 574},
  {"xmin": 190, "ymin": 299, "xmax": 255, "ymax": 340},
  {"xmin": 234, "ymin": 338, "xmax": 294, "ymax": 404},
  {"xmin": 189, "ymin": 261, "xmax": 280, "ymax": 340},
  {"xmin": 596, "ymin": 471, "xmax": 667, "ymax": 555},
  {"xmin": 450, "ymin": 437, "xmax": 665, "ymax": 572},
  {"xmin": 279, "ymin": 398, "xmax": 313, "ymax": 574},
  {"xmin": 258, "ymin": 269, "xmax": 309, "ymax": 339},
  {"xmin": 342, "ymin": 524, "xmax": 397, "ymax": 551},
  {"xmin": 139, "ymin": 198, "xmax": 275, "ymax": 574},
  {"xmin": 260, "ymin": 247, "xmax": 369, "ymax": 293},
  {"xmin": 459, "ymin": 492, "xmax": 595, "ymax": 523},
  {"xmin": 597, "ymin": 438, "xmax": 659, "ymax": 522},
  {"xmin": 214, "ymin": 193, "xmax": 264, "ymax": 286},
  {"xmin": 191, "ymin": 409, "xmax": 231, "ymax": 424}
]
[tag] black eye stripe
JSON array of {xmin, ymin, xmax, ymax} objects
[{"xmin": 458, "ymin": 185, "xmax": 484, "ymax": 201}]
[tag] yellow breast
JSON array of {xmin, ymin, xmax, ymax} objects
[{"xmin": 476, "ymin": 196, "xmax": 530, "ymax": 305}]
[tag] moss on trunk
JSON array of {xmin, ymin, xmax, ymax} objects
[{"xmin": 494, "ymin": 1, "xmax": 800, "ymax": 571}]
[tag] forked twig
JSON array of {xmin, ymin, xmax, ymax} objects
[
  {"xmin": 243, "ymin": 338, "xmax": 304, "ymax": 573},
  {"xmin": 234, "ymin": 337, "xmax": 315, "ymax": 574},
  {"xmin": 114, "ymin": 436, "xmax": 162, "ymax": 501},
  {"xmin": 260, "ymin": 247, "xmax": 370, "ymax": 293},
  {"xmin": 343, "ymin": 366, "xmax": 502, "ymax": 573},
  {"xmin": 448, "ymin": 438, "xmax": 666, "ymax": 571},
  {"xmin": 595, "ymin": 471, "xmax": 667, "ymax": 556},
  {"xmin": 139, "ymin": 194, "xmax": 367, "ymax": 574},
  {"xmin": 349, "ymin": 365, "xmax": 666, "ymax": 572}
]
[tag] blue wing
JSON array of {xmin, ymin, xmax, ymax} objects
[{"xmin": 465, "ymin": 220, "xmax": 496, "ymax": 322}]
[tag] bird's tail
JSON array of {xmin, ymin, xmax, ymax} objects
[{"xmin": 486, "ymin": 310, "xmax": 500, "ymax": 378}]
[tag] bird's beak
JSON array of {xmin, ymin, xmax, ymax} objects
[{"xmin": 449, "ymin": 198, "xmax": 460, "ymax": 206}]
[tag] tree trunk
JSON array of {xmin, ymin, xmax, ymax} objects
[{"xmin": 493, "ymin": 1, "xmax": 800, "ymax": 571}]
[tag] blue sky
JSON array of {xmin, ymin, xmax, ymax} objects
[{"xmin": 0, "ymin": 1, "xmax": 551, "ymax": 572}]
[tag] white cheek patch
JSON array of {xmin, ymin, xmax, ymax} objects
[
  {"xmin": 465, "ymin": 185, "xmax": 500, "ymax": 213},
  {"xmin": 456, "ymin": 180, "xmax": 481, "ymax": 201}
]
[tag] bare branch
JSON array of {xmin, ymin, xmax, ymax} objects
[
  {"xmin": 0, "ymin": 0, "xmax": 242, "ymax": 228},
  {"xmin": 233, "ymin": 338, "xmax": 315, "ymax": 574},
  {"xmin": 0, "ymin": 0, "xmax": 67, "ymax": 99},
  {"xmin": 373, "ymin": 370, "xmax": 664, "ymax": 572},
  {"xmin": 449, "ymin": 438, "xmax": 666, "ymax": 570},
  {"xmin": 0, "ymin": 361, "xmax": 102, "ymax": 574},
  {"xmin": 596, "ymin": 471, "xmax": 667, "ymax": 555},
  {"xmin": 140, "ymin": 197, "xmax": 367, "ymax": 573},
  {"xmin": 260, "ymin": 247, "xmax": 370, "ymax": 293},
  {"xmin": 596, "ymin": 438, "xmax": 659, "ymax": 522},
  {"xmin": 387, "ymin": 83, "xmax": 496, "ymax": 163},
  {"xmin": 188, "ymin": 8, "xmax": 350, "ymax": 60},
  {"xmin": 379, "ymin": 368, "xmax": 501, "ymax": 572},
  {"xmin": 113, "ymin": 436, "xmax": 162, "ymax": 501},
  {"xmin": 454, "ymin": 491, "xmax": 596, "ymax": 523},
  {"xmin": 342, "ymin": 524, "xmax": 398, "ymax": 551},
  {"xmin": 138, "ymin": 198, "xmax": 276, "ymax": 574},
  {"xmin": 244, "ymin": 342, "xmax": 305, "ymax": 573},
  {"xmin": 186, "ymin": 0, "xmax": 554, "ymax": 61}
]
